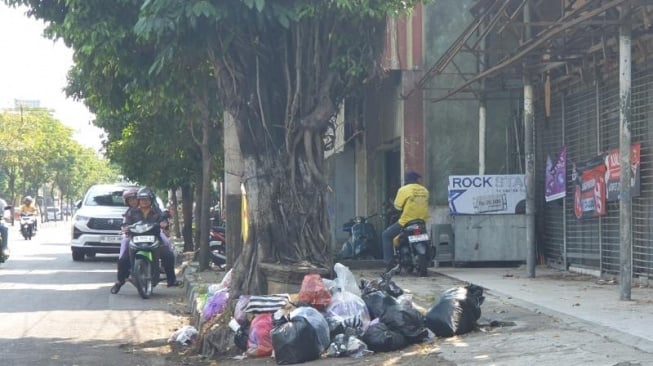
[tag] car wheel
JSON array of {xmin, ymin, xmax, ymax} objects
[
  {"xmin": 72, "ymin": 248, "xmax": 85, "ymax": 261},
  {"xmin": 85, "ymin": 252, "xmax": 97, "ymax": 258}
]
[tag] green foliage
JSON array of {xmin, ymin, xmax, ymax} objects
[
  {"xmin": 0, "ymin": 108, "xmax": 118, "ymax": 202},
  {"xmin": 5, "ymin": 0, "xmax": 224, "ymax": 193}
]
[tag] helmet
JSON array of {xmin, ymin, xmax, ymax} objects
[
  {"xmin": 122, "ymin": 188, "xmax": 138, "ymax": 204},
  {"xmin": 137, "ymin": 187, "xmax": 155, "ymax": 202},
  {"xmin": 23, "ymin": 196, "xmax": 33, "ymax": 205}
]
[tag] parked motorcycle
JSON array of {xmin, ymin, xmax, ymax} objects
[
  {"xmin": 20, "ymin": 213, "xmax": 36, "ymax": 240},
  {"xmin": 126, "ymin": 213, "xmax": 169, "ymax": 299},
  {"xmin": 391, "ymin": 219, "xmax": 435, "ymax": 277},
  {"xmin": 337, "ymin": 215, "xmax": 380, "ymax": 260},
  {"xmin": 208, "ymin": 225, "xmax": 226, "ymax": 269}
]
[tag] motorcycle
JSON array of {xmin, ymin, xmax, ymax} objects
[
  {"xmin": 391, "ymin": 219, "xmax": 435, "ymax": 277},
  {"xmin": 1, "ymin": 205, "xmax": 11, "ymax": 263},
  {"xmin": 0, "ymin": 236, "xmax": 6, "ymax": 264},
  {"xmin": 20, "ymin": 213, "xmax": 36, "ymax": 240},
  {"xmin": 126, "ymin": 213, "xmax": 169, "ymax": 299},
  {"xmin": 337, "ymin": 215, "xmax": 380, "ymax": 260},
  {"xmin": 208, "ymin": 225, "xmax": 226, "ymax": 269}
]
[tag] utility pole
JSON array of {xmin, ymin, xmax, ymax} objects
[
  {"xmin": 618, "ymin": 5, "xmax": 632, "ymax": 301},
  {"xmin": 524, "ymin": 0, "xmax": 536, "ymax": 278}
]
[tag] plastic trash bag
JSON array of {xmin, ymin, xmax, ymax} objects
[
  {"xmin": 380, "ymin": 302, "xmax": 428, "ymax": 344},
  {"xmin": 246, "ymin": 313, "xmax": 275, "ymax": 357},
  {"xmin": 362, "ymin": 290, "xmax": 398, "ymax": 319},
  {"xmin": 361, "ymin": 321, "xmax": 407, "ymax": 352},
  {"xmin": 271, "ymin": 316, "xmax": 322, "ymax": 365},
  {"xmin": 297, "ymin": 274, "xmax": 332, "ymax": 311},
  {"xmin": 325, "ymin": 334, "xmax": 372, "ymax": 358},
  {"xmin": 325, "ymin": 290, "xmax": 371, "ymax": 337},
  {"xmin": 201, "ymin": 288, "xmax": 229, "ymax": 323},
  {"xmin": 359, "ymin": 271, "xmax": 403, "ymax": 298},
  {"xmin": 207, "ymin": 268, "xmax": 233, "ymax": 295},
  {"xmin": 333, "ymin": 263, "xmax": 361, "ymax": 296},
  {"xmin": 425, "ymin": 284, "xmax": 485, "ymax": 337},
  {"xmin": 168, "ymin": 325, "xmax": 199, "ymax": 346},
  {"xmin": 290, "ymin": 306, "xmax": 330, "ymax": 352},
  {"xmin": 234, "ymin": 295, "xmax": 252, "ymax": 327}
]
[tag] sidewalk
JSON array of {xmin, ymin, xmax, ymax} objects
[
  {"xmin": 180, "ymin": 262, "xmax": 653, "ymax": 364},
  {"xmin": 434, "ymin": 265, "xmax": 653, "ymax": 353}
]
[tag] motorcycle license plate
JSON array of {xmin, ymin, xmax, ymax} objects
[
  {"xmin": 133, "ymin": 235, "xmax": 155, "ymax": 243},
  {"xmin": 408, "ymin": 234, "xmax": 429, "ymax": 243}
]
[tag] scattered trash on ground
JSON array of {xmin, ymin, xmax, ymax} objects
[
  {"xmin": 168, "ymin": 325, "xmax": 199, "ymax": 346},
  {"xmin": 182, "ymin": 263, "xmax": 487, "ymax": 364}
]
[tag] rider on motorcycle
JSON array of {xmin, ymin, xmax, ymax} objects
[
  {"xmin": 19, "ymin": 196, "xmax": 38, "ymax": 231},
  {"xmin": 381, "ymin": 171, "xmax": 429, "ymax": 273},
  {"xmin": 111, "ymin": 187, "xmax": 181, "ymax": 294}
]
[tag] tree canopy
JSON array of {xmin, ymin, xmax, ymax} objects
[
  {"xmin": 0, "ymin": 108, "xmax": 119, "ymax": 205},
  {"xmin": 5, "ymin": 0, "xmax": 425, "ymax": 294}
]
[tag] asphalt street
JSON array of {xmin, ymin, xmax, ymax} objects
[{"xmin": 0, "ymin": 220, "xmax": 188, "ymax": 366}]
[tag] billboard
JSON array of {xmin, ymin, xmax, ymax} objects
[{"xmin": 448, "ymin": 175, "xmax": 526, "ymax": 215}]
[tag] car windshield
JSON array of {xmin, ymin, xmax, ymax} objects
[{"xmin": 84, "ymin": 186, "xmax": 134, "ymax": 207}]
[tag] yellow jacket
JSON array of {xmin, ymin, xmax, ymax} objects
[
  {"xmin": 20, "ymin": 204, "xmax": 37, "ymax": 214},
  {"xmin": 394, "ymin": 183, "xmax": 429, "ymax": 226}
]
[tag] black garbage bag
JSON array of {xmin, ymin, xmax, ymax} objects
[
  {"xmin": 424, "ymin": 284, "xmax": 485, "ymax": 337},
  {"xmin": 361, "ymin": 321, "xmax": 407, "ymax": 352},
  {"xmin": 233, "ymin": 326, "xmax": 249, "ymax": 352},
  {"xmin": 360, "ymin": 272, "xmax": 404, "ymax": 298},
  {"xmin": 271, "ymin": 316, "xmax": 321, "ymax": 365},
  {"xmin": 379, "ymin": 303, "xmax": 428, "ymax": 343},
  {"xmin": 362, "ymin": 290, "xmax": 398, "ymax": 319}
]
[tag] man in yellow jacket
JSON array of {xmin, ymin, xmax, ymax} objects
[
  {"xmin": 19, "ymin": 196, "xmax": 38, "ymax": 231},
  {"xmin": 382, "ymin": 171, "xmax": 429, "ymax": 273}
]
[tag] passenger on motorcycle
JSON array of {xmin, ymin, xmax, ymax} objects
[
  {"xmin": 118, "ymin": 188, "xmax": 139, "ymax": 259},
  {"xmin": 382, "ymin": 171, "xmax": 429, "ymax": 273},
  {"xmin": 19, "ymin": 196, "xmax": 38, "ymax": 231},
  {"xmin": 111, "ymin": 187, "xmax": 182, "ymax": 294}
]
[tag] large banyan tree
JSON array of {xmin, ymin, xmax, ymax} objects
[{"xmin": 137, "ymin": 0, "xmax": 424, "ymax": 295}]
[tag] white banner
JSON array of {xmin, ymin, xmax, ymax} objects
[{"xmin": 448, "ymin": 175, "xmax": 526, "ymax": 215}]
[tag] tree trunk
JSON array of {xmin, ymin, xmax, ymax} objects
[
  {"xmin": 181, "ymin": 184, "xmax": 194, "ymax": 252},
  {"xmin": 193, "ymin": 181, "xmax": 201, "ymax": 251},
  {"xmin": 198, "ymin": 117, "xmax": 212, "ymax": 271},
  {"xmin": 171, "ymin": 189, "xmax": 182, "ymax": 239},
  {"xmin": 228, "ymin": 152, "xmax": 332, "ymax": 296}
]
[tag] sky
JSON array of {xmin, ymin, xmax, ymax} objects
[{"xmin": 0, "ymin": 4, "xmax": 104, "ymax": 151}]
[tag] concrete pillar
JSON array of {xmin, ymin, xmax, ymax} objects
[{"xmin": 401, "ymin": 71, "xmax": 425, "ymax": 178}]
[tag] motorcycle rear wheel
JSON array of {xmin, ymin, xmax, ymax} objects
[
  {"xmin": 133, "ymin": 258, "xmax": 153, "ymax": 299},
  {"xmin": 417, "ymin": 254, "xmax": 428, "ymax": 277}
]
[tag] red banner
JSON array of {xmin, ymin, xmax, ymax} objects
[{"xmin": 573, "ymin": 157, "xmax": 606, "ymax": 220}]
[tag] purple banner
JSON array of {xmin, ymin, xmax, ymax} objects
[{"xmin": 545, "ymin": 145, "xmax": 566, "ymax": 202}]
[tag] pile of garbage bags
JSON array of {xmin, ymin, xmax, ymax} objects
[{"xmin": 192, "ymin": 263, "xmax": 485, "ymax": 364}]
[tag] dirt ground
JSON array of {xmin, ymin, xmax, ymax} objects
[{"xmin": 152, "ymin": 269, "xmax": 651, "ymax": 366}]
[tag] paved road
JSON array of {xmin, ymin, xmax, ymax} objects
[{"xmin": 0, "ymin": 221, "xmax": 188, "ymax": 366}]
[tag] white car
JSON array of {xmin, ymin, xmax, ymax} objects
[
  {"xmin": 46, "ymin": 207, "xmax": 61, "ymax": 221},
  {"xmin": 71, "ymin": 184, "xmax": 139, "ymax": 261}
]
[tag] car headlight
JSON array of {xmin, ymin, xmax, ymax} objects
[{"xmin": 74, "ymin": 215, "xmax": 90, "ymax": 222}]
